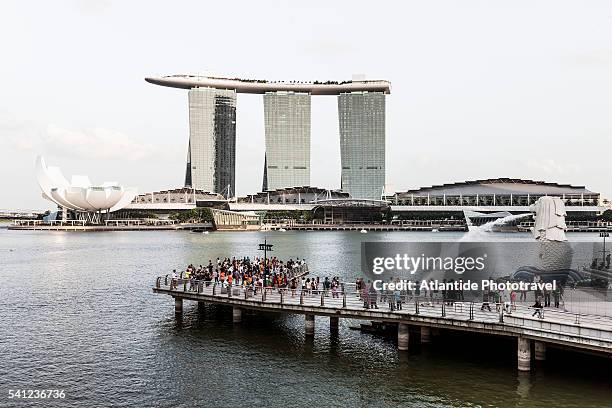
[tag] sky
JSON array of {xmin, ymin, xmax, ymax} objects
[{"xmin": 1, "ymin": 0, "xmax": 611, "ymax": 210}]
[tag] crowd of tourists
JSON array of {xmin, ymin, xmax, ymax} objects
[
  {"xmin": 170, "ymin": 256, "xmax": 309, "ymax": 293},
  {"xmin": 168, "ymin": 263, "xmax": 565, "ymax": 319}
]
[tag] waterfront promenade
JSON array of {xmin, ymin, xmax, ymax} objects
[{"xmin": 153, "ymin": 278, "xmax": 612, "ymax": 372}]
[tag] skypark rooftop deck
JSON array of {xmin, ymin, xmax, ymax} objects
[{"xmin": 145, "ymin": 75, "xmax": 391, "ymax": 95}]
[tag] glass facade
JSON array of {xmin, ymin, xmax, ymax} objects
[
  {"xmin": 187, "ymin": 87, "xmax": 236, "ymax": 196},
  {"xmin": 338, "ymin": 92, "xmax": 386, "ymax": 199},
  {"xmin": 263, "ymin": 92, "xmax": 311, "ymax": 191}
]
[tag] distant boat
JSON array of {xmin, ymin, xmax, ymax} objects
[
  {"xmin": 432, "ymin": 228, "xmax": 439, "ymax": 232},
  {"xmin": 279, "ymin": 228, "xmax": 287, "ymax": 232},
  {"xmin": 203, "ymin": 231, "xmax": 209, "ymax": 235},
  {"xmin": 360, "ymin": 229, "xmax": 368, "ymax": 234}
]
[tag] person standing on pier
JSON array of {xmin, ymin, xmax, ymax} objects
[
  {"xmin": 481, "ymin": 289, "xmax": 492, "ymax": 312},
  {"xmin": 362, "ymin": 281, "xmax": 370, "ymax": 309},
  {"xmin": 290, "ymin": 278, "xmax": 297, "ymax": 297},
  {"xmin": 368, "ymin": 281, "xmax": 378, "ymax": 309},
  {"xmin": 510, "ymin": 290, "xmax": 517, "ymax": 311},
  {"xmin": 171, "ymin": 270, "xmax": 178, "ymax": 290},
  {"xmin": 323, "ymin": 277, "xmax": 331, "ymax": 297},
  {"xmin": 543, "ymin": 286, "xmax": 551, "ymax": 307},
  {"xmin": 520, "ymin": 281, "xmax": 527, "ymax": 302},
  {"xmin": 553, "ymin": 286, "xmax": 561, "ymax": 308},
  {"xmin": 394, "ymin": 287, "xmax": 403, "ymax": 310}
]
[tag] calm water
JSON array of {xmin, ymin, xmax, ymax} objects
[{"xmin": 1, "ymin": 228, "xmax": 611, "ymax": 408}]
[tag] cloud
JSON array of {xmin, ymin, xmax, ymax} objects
[
  {"xmin": 0, "ymin": 116, "xmax": 180, "ymax": 162},
  {"xmin": 42, "ymin": 124, "xmax": 178, "ymax": 161}
]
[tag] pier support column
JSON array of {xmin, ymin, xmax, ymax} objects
[
  {"xmin": 534, "ymin": 341, "xmax": 546, "ymax": 361},
  {"xmin": 232, "ymin": 307, "xmax": 242, "ymax": 324},
  {"xmin": 398, "ymin": 323, "xmax": 409, "ymax": 351},
  {"xmin": 330, "ymin": 316, "xmax": 339, "ymax": 332},
  {"xmin": 174, "ymin": 297, "xmax": 183, "ymax": 314},
  {"xmin": 305, "ymin": 314, "xmax": 315, "ymax": 336},
  {"xmin": 518, "ymin": 337, "xmax": 531, "ymax": 372},
  {"xmin": 420, "ymin": 326, "xmax": 431, "ymax": 343}
]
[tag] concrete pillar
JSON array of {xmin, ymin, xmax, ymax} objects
[
  {"xmin": 398, "ymin": 323, "xmax": 409, "ymax": 351},
  {"xmin": 420, "ymin": 326, "xmax": 431, "ymax": 343},
  {"xmin": 305, "ymin": 314, "xmax": 315, "ymax": 336},
  {"xmin": 174, "ymin": 298, "xmax": 183, "ymax": 314},
  {"xmin": 518, "ymin": 337, "xmax": 531, "ymax": 372},
  {"xmin": 232, "ymin": 307, "xmax": 242, "ymax": 324},
  {"xmin": 330, "ymin": 316, "xmax": 339, "ymax": 331},
  {"xmin": 534, "ymin": 341, "xmax": 546, "ymax": 361}
]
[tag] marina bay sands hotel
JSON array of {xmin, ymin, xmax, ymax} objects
[{"xmin": 145, "ymin": 75, "xmax": 391, "ymax": 199}]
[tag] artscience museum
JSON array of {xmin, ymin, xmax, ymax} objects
[{"xmin": 35, "ymin": 156, "xmax": 137, "ymax": 223}]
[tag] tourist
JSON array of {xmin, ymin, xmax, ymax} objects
[
  {"xmin": 503, "ymin": 291, "xmax": 512, "ymax": 314},
  {"xmin": 494, "ymin": 290, "xmax": 501, "ymax": 312},
  {"xmin": 368, "ymin": 281, "xmax": 378, "ymax": 309},
  {"xmin": 520, "ymin": 283, "xmax": 527, "ymax": 302},
  {"xmin": 323, "ymin": 277, "xmax": 331, "ymax": 297},
  {"xmin": 553, "ymin": 286, "xmax": 561, "ymax": 308},
  {"xmin": 290, "ymin": 278, "xmax": 297, "ymax": 297},
  {"xmin": 532, "ymin": 297, "xmax": 544, "ymax": 319},
  {"xmin": 481, "ymin": 289, "xmax": 492, "ymax": 312},
  {"xmin": 510, "ymin": 290, "xmax": 517, "ymax": 311},
  {"xmin": 394, "ymin": 288, "xmax": 403, "ymax": 310},
  {"xmin": 171, "ymin": 269, "xmax": 178, "ymax": 290},
  {"xmin": 331, "ymin": 279, "xmax": 339, "ymax": 299},
  {"xmin": 543, "ymin": 286, "xmax": 551, "ymax": 307},
  {"xmin": 362, "ymin": 281, "xmax": 370, "ymax": 309}
]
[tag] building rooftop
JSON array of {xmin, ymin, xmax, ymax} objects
[
  {"xmin": 145, "ymin": 75, "xmax": 391, "ymax": 95},
  {"xmin": 394, "ymin": 178, "xmax": 596, "ymax": 196}
]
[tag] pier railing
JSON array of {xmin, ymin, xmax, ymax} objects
[{"xmin": 154, "ymin": 276, "xmax": 612, "ymax": 346}]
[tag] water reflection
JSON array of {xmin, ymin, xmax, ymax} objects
[{"xmin": 1, "ymin": 229, "xmax": 610, "ymax": 407}]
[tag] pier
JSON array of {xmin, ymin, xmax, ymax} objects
[{"xmin": 153, "ymin": 278, "xmax": 612, "ymax": 372}]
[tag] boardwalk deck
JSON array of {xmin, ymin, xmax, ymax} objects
[{"xmin": 153, "ymin": 278, "xmax": 612, "ymax": 371}]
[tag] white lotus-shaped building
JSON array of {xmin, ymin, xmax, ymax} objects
[{"xmin": 36, "ymin": 156, "xmax": 137, "ymax": 215}]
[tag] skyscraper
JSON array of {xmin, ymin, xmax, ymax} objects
[
  {"xmin": 338, "ymin": 92, "xmax": 386, "ymax": 199},
  {"xmin": 262, "ymin": 91, "xmax": 311, "ymax": 191},
  {"xmin": 186, "ymin": 87, "xmax": 236, "ymax": 196}
]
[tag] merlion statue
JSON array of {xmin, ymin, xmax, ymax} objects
[
  {"xmin": 530, "ymin": 196, "xmax": 572, "ymax": 273},
  {"xmin": 511, "ymin": 196, "xmax": 582, "ymax": 285},
  {"xmin": 530, "ymin": 196, "xmax": 567, "ymax": 242}
]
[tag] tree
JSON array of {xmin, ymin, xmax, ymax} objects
[
  {"xmin": 170, "ymin": 208, "xmax": 213, "ymax": 223},
  {"xmin": 599, "ymin": 209, "xmax": 612, "ymax": 222}
]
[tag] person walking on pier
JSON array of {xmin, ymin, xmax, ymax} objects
[{"xmin": 532, "ymin": 297, "xmax": 544, "ymax": 319}]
